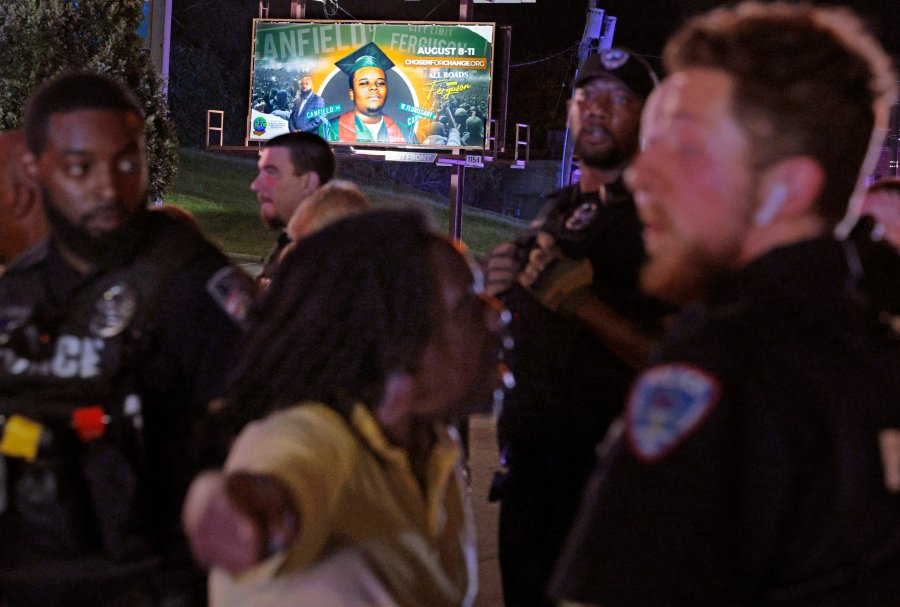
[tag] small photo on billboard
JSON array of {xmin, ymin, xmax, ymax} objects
[{"xmin": 248, "ymin": 20, "xmax": 495, "ymax": 151}]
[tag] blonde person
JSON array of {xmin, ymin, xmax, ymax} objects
[{"xmin": 277, "ymin": 179, "xmax": 371, "ymax": 262}]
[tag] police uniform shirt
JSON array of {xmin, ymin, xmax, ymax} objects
[
  {"xmin": 549, "ymin": 237, "xmax": 900, "ymax": 606},
  {"xmin": 498, "ymin": 180, "xmax": 669, "ymax": 452},
  {"xmin": 0, "ymin": 212, "xmax": 251, "ymax": 595}
]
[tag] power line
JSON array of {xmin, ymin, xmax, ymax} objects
[
  {"xmin": 421, "ymin": 0, "xmax": 453, "ymax": 20},
  {"xmin": 511, "ymin": 43, "xmax": 578, "ymax": 68}
]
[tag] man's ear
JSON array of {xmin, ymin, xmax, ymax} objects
[
  {"xmin": 302, "ymin": 171, "xmax": 320, "ymax": 197},
  {"xmin": 11, "ymin": 181, "xmax": 41, "ymax": 219},
  {"xmin": 757, "ymin": 156, "xmax": 824, "ymax": 224},
  {"xmin": 11, "ymin": 153, "xmax": 42, "ymax": 219},
  {"xmin": 376, "ymin": 371, "xmax": 418, "ymax": 430},
  {"xmin": 349, "ymin": 89, "xmax": 355, "ymax": 103}
]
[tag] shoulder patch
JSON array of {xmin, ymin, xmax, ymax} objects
[
  {"xmin": 207, "ymin": 266, "xmax": 257, "ymax": 328},
  {"xmin": 626, "ymin": 363, "xmax": 720, "ymax": 462}
]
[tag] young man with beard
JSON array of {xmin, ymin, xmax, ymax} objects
[
  {"xmin": 250, "ymin": 131, "xmax": 335, "ymax": 288},
  {"xmin": 0, "ymin": 71, "xmax": 253, "ymax": 606},
  {"xmin": 479, "ymin": 48, "xmax": 671, "ymax": 607},
  {"xmin": 0, "ymin": 130, "xmax": 47, "ymax": 273},
  {"xmin": 549, "ymin": 3, "xmax": 900, "ymax": 605}
]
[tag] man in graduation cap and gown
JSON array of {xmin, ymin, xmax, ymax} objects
[{"xmin": 329, "ymin": 42, "xmax": 416, "ymax": 144}]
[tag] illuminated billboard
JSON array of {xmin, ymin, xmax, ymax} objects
[{"xmin": 248, "ymin": 20, "xmax": 495, "ymax": 151}]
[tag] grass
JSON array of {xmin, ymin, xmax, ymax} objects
[{"xmin": 165, "ymin": 149, "xmax": 526, "ymax": 258}]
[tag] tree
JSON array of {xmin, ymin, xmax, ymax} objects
[{"xmin": 0, "ymin": 0, "xmax": 178, "ymax": 201}]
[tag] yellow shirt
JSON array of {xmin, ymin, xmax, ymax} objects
[{"xmin": 209, "ymin": 403, "xmax": 477, "ymax": 607}]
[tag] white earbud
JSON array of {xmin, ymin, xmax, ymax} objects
[{"xmin": 755, "ymin": 183, "xmax": 788, "ymax": 226}]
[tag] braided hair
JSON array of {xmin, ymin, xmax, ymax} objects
[{"xmin": 219, "ymin": 209, "xmax": 438, "ymax": 435}]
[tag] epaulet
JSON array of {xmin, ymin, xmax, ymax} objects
[{"xmin": 2, "ymin": 238, "xmax": 50, "ymax": 274}]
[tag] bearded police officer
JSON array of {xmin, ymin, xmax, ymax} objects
[
  {"xmin": 480, "ymin": 48, "xmax": 673, "ymax": 607},
  {"xmin": 550, "ymin": 3, "xmax": 900, "ymax": 605},
  {"xmin": 0, "ymin": 71, "xmax": 253, "ymax": 606}
]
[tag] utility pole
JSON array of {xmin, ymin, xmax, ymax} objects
[
  {"xmin": 460, "ymin": 0, "xmax": 473, "ymax": 21},
  {"xmin": 557, "ymin": 1, "xmax": 616, "ymax": 188},
  {"xmin": 144, "ymin": 0, "xmax": 172, "ymax": 84}
]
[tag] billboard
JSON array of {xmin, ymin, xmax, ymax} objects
[{"xmin": 248, "ymin": 20, "xmax": 495, "ymax": 151}]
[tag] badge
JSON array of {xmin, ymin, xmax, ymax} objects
[
  {"xmin": 627, "ymin": 363, "xmax": 720, "ymax": 462},
  {"xmin": 207, "ymin": 267, "xmax": 256, "ymax": 327},
  {"xmin": 89, "ymin": 283, "xmax": 138, "ymax": 338},
  {"xmin": 564, "ymin": 201, "xmax": 598, "ymax": 232},
  {"xmin": 601, "ymin": 48, "xmax": 630, "ymax": 70}
]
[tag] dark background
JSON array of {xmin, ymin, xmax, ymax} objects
[{"xmin": 168, "ymin": 0, "xmax": 899, "ymax": 152}]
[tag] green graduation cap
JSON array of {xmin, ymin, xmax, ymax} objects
[{"xmin": 335, "ymin": 42, "xmax": 395, "ymax": 84}]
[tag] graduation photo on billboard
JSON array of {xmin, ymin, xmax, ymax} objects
[{"xmin": 248, "ymin": 20, "xmax": 495, "ymax": 150}]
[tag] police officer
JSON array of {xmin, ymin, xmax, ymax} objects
[
  {"xmin": 549, "ymin": 3, "xmax": 900, "ymax": 605},
  {"xmin": 0, "ymin": 71, "xmax": 253, "ymax": 606},
  {"xmin": 479, "ymin": 49, "xmax": 671, "ymax": 607}
]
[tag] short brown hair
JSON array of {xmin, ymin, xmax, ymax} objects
[{"xmin": 664, "ymin": 2, "xmax": 897, "ymax": 227}]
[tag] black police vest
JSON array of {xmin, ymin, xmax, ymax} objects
[{"xmin": 0, "ymin": 220, "xmax": 209, "ymax": 567}]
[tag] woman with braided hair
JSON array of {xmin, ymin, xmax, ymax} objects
[{"xmin": 183, "ymin": 209, "xmax": 506, "ymax": 607}]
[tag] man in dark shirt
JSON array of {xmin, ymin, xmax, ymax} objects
[
  {"xmin": 480, "ymin": 48, "xmax": 671, "ymax": 607},
  {"xmin": 549, "ymin": 3, "xmax": 900, "ymax": 605},
  {"xmin": 250, "ymin": 131, "xmax": 335, "ymax": 289},
  {"xmin": 0, "ymin": 70, "xmax": 252, "ymax": 606}
]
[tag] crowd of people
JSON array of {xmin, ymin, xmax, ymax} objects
[{"xmin": 1, "ymin": 2, "xmax": 899, "ymax": 606}]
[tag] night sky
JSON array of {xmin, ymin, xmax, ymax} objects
[
  {"xmin": 251, "ymin": 0, "xmax": 898, "ymax": 62},
  {"xmin": 169, "ymin": 0, "xmax": 898, "ymax": 147}
]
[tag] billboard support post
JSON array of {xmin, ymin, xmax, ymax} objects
[
  {"xmin": 450, "ymin": 165, "xmax": 466, "ymax": 242},
  {"xmin": 451, "ymin": 0, "xmax": 474, "ymax": 241}
]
